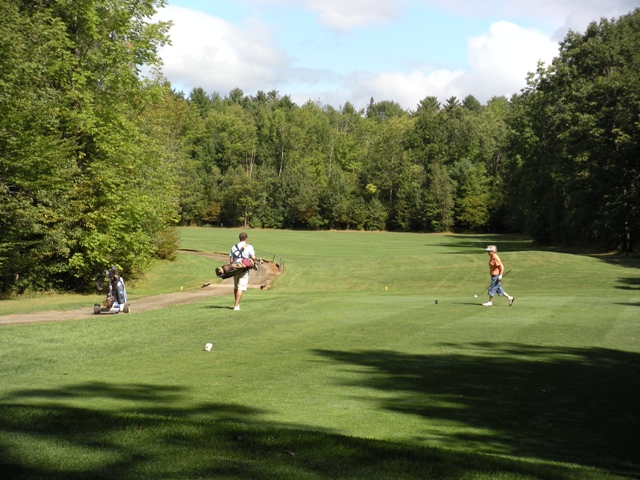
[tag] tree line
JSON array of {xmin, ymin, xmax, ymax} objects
[{"xmin": 1, "ymin": 0, "xmax": 639, "ymax": 293}]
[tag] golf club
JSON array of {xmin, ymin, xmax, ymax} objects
[{"xmin": 473, "ymin": 269, "xmax": 511, "ymax": 297}]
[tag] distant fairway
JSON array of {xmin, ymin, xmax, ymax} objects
[{"xmin": 1, "ymin": 228, "xmax": 638, "ymax": 479}]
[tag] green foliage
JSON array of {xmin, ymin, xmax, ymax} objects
[
  {"xmin": 173, "ymin": 65, "xmax": 518, "ymax": 236},
  {"xmin": 3, "ymin": 5, "xmax": 639, "ymax": 295},
  {"xmin": 154, "ymin": 227, "xmax": 180, "ymax": 261},
  {"xmin": 0, "ymin": 0, "xmax": 180, "ymax": 293},
  {"xmin": 365, "ymin": 97, "xmax": 407, "ymax": 120},
  {"xmin": 120, "ymin": 7, "xmax": 639, "ymax": 247},
  {"xmin": 509, "ymin": 9, "xmax": 640, "ymax": 251},
  {"xmin": 451, "ymin": 159, "xmax": 491, "ymax": 231},
  {"xmin": 0, "ymin": 1, "xmax": 77, "ymax": 292},
  {"xmin": 425, "ymin": 163, "xmax": 455, "ymax": 231}
]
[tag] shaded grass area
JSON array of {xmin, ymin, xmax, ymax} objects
[
  {"xmin": 0, "ymin": 387, "xmax": 627, "ymax": 480},
  {"xmin": 313, "ymin": 344, "xmax": 640, "ymax": 476}
]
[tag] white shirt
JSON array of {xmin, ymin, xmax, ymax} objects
[{"xmin": 230, "ymin": 242, "xmax": 255, "ymax": 262}]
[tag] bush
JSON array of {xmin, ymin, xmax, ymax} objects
[{"xmin": 155, "ymin": 227, "xmax": 180, "ymax": 261}]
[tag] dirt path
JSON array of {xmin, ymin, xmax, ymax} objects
[{"xmin": 0, "ymin": 252, "xmax": 281, "ymax": 326}]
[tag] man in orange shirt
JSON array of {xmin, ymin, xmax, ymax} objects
[{"xmin": 483, "ymin": 245, "xmax": 514, "ymax": 307}]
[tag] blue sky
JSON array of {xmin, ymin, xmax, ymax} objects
[{"xmin": 155, "ymin": 0, "xmax": 639, "ymax": 110}]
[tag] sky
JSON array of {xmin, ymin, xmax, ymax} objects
[{"xmin": 154, "ymin": 0, "xmax": 639, "ymax": 111}]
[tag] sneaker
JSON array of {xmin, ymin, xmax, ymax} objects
[
  {"xmin": 482, "ymin": 302, "xmax": 492, "ymax": 307},
  {"xmin": 233, "ymin": 305, "xmax": 240, "ymax": 311},
  {"xmin": 509, "ymin": 297, "xmax": 515, "ymax": 306}
]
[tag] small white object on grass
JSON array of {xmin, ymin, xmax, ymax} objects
[
  {"xmin": 474, "ymin": 294, "xmax": 478, "ymax": 298},
  {"xmin": 205, "ymin": 343, "xmax": 212, "ymax": 351}
]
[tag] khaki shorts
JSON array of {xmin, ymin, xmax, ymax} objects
[{"xmin": 233, "ymin": 270, "xmax": 249, "ymax": 291}]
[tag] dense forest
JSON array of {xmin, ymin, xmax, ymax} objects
[{"xmin": 1, "ymin": 0, "xmax": 639, "ymax": 293}]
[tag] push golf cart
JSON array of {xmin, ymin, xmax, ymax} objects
[{"xmin": 94, "ymin": 266, "xmax": 131, "ymax": 314}]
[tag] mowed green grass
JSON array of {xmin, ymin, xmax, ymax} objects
[{"xmin": 1, "ymin": 228, "xmax": 639, "ymax": 479}]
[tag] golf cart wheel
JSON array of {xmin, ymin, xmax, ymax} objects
[
  {"xmin": 123, "ymin": 303, "xmax": 131, "ymax": 313},
  {"xmin": 93, "ymin": 304, "xmax": 101, "ymax": 315}
]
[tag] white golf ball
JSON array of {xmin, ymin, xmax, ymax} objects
[{"xmin": 474, "ymin": 294, "xmax": 478, "ymax": 298}]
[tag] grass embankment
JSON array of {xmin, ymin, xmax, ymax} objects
[{"xmin": 1, "ymin": 228, "xmax": 638, "ymax": 479}]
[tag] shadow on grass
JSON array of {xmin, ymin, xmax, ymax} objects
[
  {"xmin": 435, "ymin": 235, "xmax": 640, "ymax": 262},
  {"xmin": 0, "ymin": 381, "xmax": 628, "ymax": 480},
  {"xmin": 314, "ymin": 343, "xmax": 640, "ymax": 479},
  {"xmin": 616, "ymin": 277, "xmax": 640, "ymax": 291},
  {"xmin": 433, "ymin": 235, "xmax": 535, "ymax": 254}
]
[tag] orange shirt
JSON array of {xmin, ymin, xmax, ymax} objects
[{"xmin": 488, "ymin": 253, "xmax": 504, "ymax": 276}]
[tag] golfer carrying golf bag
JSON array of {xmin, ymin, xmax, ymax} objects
[
  {"xmin": 230, "ymin": 232, "xmax": 256, "ymax": 311},
  {"xmin": 483, "ymin": 245, "xmax": 514, "ymax": 307}
]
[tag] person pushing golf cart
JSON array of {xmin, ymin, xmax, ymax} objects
[
  {"xmin": 94, "ymin": 265, "xmax": 131, "ymax": 314},
  {"xmin": 482, "ymin": 245, "xmax": 514, "ymax": 307}
]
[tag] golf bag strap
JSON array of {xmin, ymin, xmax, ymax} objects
[
  {"xmin": 232, "ymin": 242, "xmax": 253, "ymax": 262},
  {"xmin": 232, "ymin": 243, "xmax": 244, "ymax": 262}
]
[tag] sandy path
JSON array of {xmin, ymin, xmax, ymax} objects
[{"xmin": 0, "ymin": 252, "xmax": 281, "ymax": 326}]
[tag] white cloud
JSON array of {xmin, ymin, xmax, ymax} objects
[
  {"xmin": 304, "ymin": 0, "xmax": 408, "ymax": 30},
  {"xmin": 155, "ymin": 6, "xmax": 289, "ymax": 95},
  {"xmin": 461, "ymin": 21, "xmax": 559, "ymax": 99},
  {"xmin": 417, "ymin": 0, "xmax": 638, "ymax": 32},
  {"xmin": 157, "ymin": 8, "xmax": 560, "ymax": 110},
  {"xmin": 155, "ymin": 2, "xmax": 634, "ymax": 109},
  {"xmin": 345, "ymin": 20, "xmax": 559, "ymax": 110},
  {"xmin": 241, "ymin": 0, "xmax": 408, "ymax": 29},
  {"xmin": 245, "ymin": 0, "xmax": 637, "ymax": 34},
  {"xmin": 347, "ymin": 70, "xmax": 466, "ymax": 110}
]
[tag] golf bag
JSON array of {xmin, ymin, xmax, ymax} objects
[
  {"xmin": 216, "ymin": 258, "xmax": 256, "ymax": 279},
  {"xmin": 94, "ymin": 266, "xmax": 130, "ymax": 314}
]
